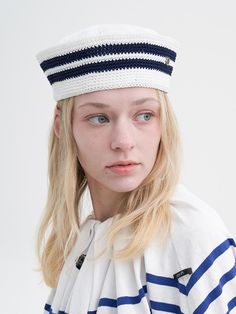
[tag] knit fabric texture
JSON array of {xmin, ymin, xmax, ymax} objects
[{"xmin": 36, "ymin": 24, "xmax": 180, "ymax": 101}]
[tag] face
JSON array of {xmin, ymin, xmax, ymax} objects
[{"xmin": 72, "ymin": 87, "xmax": 161, "ymax": 194}]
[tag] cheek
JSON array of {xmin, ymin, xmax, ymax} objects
[
  {"xmin": 74, "ymin": 132, "xmax": 103, "ymax": 159},
  {"xmin": 143, "ymin": 128, "xmax": 161, "ymax": 162},
  {"xmin": 149, "ymin": 138, "xmax": 161, "ymax": 156},
  {"xmin": 143, "ymin": 125, "xmax": 161, "ymax": 147}
]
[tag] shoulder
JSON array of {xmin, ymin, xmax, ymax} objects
[
  {"xmin": 144, "ymin": 183, "xmax": 234, "ymax": 270},
  {"xmin": 170, "ymin": 183, "xmax": 232, "ymax": 242},
  {"xmin": 169, "ymin": 183, "xmax": 235, "ymax": 270},
  {"xmin": 144, "ymin": 184, "xmax": 236, "ymax": 312}
]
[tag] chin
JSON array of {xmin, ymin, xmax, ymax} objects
[{"xmin": 106, "ymin": 180, "xmax": 143, "ymax": 193}]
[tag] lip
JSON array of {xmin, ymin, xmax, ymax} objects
[
  {"xmin": 107, "ymin": 160, "xmax": 139, "ymax": 167},
  {"xmin": 107, "ymin": 163, "xmax": 140, "ymax": 176}
]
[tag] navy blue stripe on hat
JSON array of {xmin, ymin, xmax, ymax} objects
[
  {"xmin": 46, "ymin": 58, "xmax": 173, "ymax": 85},
  {"xmin": 40, "ymin": 42, "xmax": 177, "ymax": 72}
]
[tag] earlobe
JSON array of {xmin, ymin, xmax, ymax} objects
[{"xmin": 54, "ymin": 106, "xmax": 60, "ymax": 138}]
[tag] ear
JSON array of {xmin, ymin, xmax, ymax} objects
[{"xmin": 54, "ymin": 105, "xmax": 60, "ymax": 138}]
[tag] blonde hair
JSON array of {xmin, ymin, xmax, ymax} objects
[{"xmin": 35, "ymin": 89, "xmax": 183, "ymax": 288}]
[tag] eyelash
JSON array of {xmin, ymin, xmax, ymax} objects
[{"xmin": 87, "ymin": 112, "xmax": 154, "ymax": 125}]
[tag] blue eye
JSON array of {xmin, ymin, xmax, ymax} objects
[
  {"xmin": 137, "ymin": 112, "xmax": 153, "ymax": 121},
  {"xmin": 88, "ymin": 115, "xmax": 108, "ymax": 125},
  {"xmin": 87, "ymin": 112, "xmax": 154, "ymax": 125}
]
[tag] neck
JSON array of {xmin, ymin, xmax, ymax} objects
[{"xmin": 87, "ymin": 182, "xmax": 124, "ymax": 222}]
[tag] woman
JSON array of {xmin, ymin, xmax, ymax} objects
[{"xmin": 36, "ymin": 24, "xmax": 236, "ymax": 313}]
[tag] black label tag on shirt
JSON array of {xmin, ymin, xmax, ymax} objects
[
  {"xmin": 173, "ymin": 267, "xmax": 192, "ymax": 279},
  {"xmin": 75, "ymin": 254, "xmax": 86, "ymax": 270}
]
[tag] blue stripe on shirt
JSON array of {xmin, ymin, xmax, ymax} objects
[
  {"xmin": 150, "ymin": 300, "xmax": 184, "ymax": 313},
  {"xmin": 186, "ymin": 238, "xmax": 236, "ymax": 294},
  {"xmin": 45, "ymin": 285, "xmax": 184, "ymax": 314},
  {"xmin": 44, "ymin": 303, "xmax": 68, "ymax": 314},
  {"xmin": 98, "ymin": 285, "xmax": 147, "ymax": 307},
  {"xmin": 226, "ymin": 296, "xmax": 236, "ymax": 313},
  {"xmin": 192, "ymin": 263, "xmax": 236, "ymax": 314},
  {"xmin": 44, "ymin": 238, "xmax": 236, "ymax": 314},
  {"xmin": 146, "ymin": 272, "xmax": 187, "ymax": 295},
  {"xmin": 146, "ymin": 238, "xmax": 235, "ymax": 295}
]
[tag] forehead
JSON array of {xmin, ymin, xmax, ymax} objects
[{"xmin": 74, "ymin": 87, "xmax": 159, "ymax": 106}]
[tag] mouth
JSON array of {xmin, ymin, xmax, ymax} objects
[
  {"xmin": 106, "ymin": 163, "xmax": 140, "ymax": 176},
  {"xmin": 107, "ymin": 161, "xmax": 140, "ymax": 167}
]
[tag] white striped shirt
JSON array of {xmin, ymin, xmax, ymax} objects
[{"xmin": 43, "ymin": 184, "xmax": 236, "ymax": 313}]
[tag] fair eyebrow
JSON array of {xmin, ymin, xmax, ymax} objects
[{"xmin": 78, "ymin": 97, "xmax": 159, "ymax": 109}]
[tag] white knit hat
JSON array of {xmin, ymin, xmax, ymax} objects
[{"xmin": 36, "ymin": 24, "xmax": 180, "ymax": 101}]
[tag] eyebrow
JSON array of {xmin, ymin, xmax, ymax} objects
[{"xmin": 78, "ymin": 97, "xmax": 159, "ymax": 109}]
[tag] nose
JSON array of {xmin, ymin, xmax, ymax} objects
[{"xmin": 110, "ymin": 119, "xmax": 135, "ymax": 151}]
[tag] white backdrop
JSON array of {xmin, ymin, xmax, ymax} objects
[{"xmin": 0, "ymin": 0, "xmax": 235, "ymax": 312}]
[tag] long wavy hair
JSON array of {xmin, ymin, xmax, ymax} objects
[{"xmin": 35, "ymin": 88, "xmax": 183, "ymax": 288}]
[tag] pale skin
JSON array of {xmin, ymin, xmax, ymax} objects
[{"xmin": 54, "ymin": 87, "xmax": 161, "ymax": 221}]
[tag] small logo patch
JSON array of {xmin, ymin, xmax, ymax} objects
[
  {"xmin": 165, "ymin": 57, "xmax": 170, "ymax": 65},
  {"xmin": 173, "ymin": 267, "xmax": 192, "ymax": 279},
  {"xmin": 75, "ymin": 254, "xmax": 86, "ymax": 270}
]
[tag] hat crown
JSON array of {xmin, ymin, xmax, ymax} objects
[
  {"xmin": 36, "ymin": 24, "xmax": 180, "ymax": 101},
  {"xmin": 59, "ymin": 24, "xmax": 160, "ymax": 44}
]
